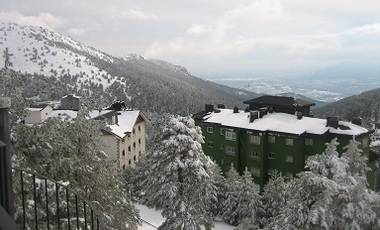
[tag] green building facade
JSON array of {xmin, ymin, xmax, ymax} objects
[{"xmin": 194, "ymin": 96, "xmax": 373, "ymax": 188}]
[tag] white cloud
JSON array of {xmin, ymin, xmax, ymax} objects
[
  {"xmin": 144, "ymin": 0, "xmax": 380, "ymax": 75},
  {"xmin": 187, "ymin": 24, "xmax": 211, "ymax": 35},
  {"xmin": 3, "ymin": 0, "xmax": 380, "ymax": 77},
  {"xmin": 122, "ymin": 9, "xmax": 157, "ymax": 21},
  {"xmin": 0, "ymin": 11, "xmax": 64, "ymax": 30}
]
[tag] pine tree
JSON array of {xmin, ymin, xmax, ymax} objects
[
  {"xmin": 267, "ymin": 138, "xmax": 380, "ymax": 230},
  {"xmin": 209, "ymin": 163, "xmax": 226, "ymax": 217},
  {"xmin": 221, "ymin": 166, "xmax": 261, "ymax": 226},
  {"xmin": 260, "ymin": 171, "xmax": 289, "ymax": 227},
  {"xmin": 139, "ymin": 115, "xmax": 216, "ymax": 230},
  {"xmin": 342, "ymin": 139, "xmax": 369, "ymax": 183},
  {"xmin": 220, "ymin": 164, "xmax": 241, "ymax": 225},
  {"xmin": 236, "ymin": 168, "xmax": 262, "ymax": 228}
]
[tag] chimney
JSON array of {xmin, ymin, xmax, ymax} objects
[
  {"xmin": 326, "ymin": 117, "xmax": 339, "ymax": 129},
  {"xmin": 205, "ymin": 104, "xmax": 214, "ymax": 113},
  {"xmin": 296, "ymin": 111, "xmax": 303, "ymax": 120},
  {"xmin": 250, "ymin": 111, "xmax": 259, "ymax": 123},
  {"xmin": 233, "ymin": 106, "xmax": 239, "ymax": 113},
  {"xmin": 114, "ymin": 112, "xmax": 119, "ymax": 124},
  {"xmin": 259, "ymin": 107, "xmax": 268, "ymax": 118},
  {"xmin": 351, "ymin": 117, "xmax": 362, "ymax": 126},
  {"xmin": 217, "ymin": 104, "xmax": 225, "ymax": 109}
]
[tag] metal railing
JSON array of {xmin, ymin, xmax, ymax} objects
[{"xmin": 13, "ymin": 168, "xmax": 103, "ymax": 230}]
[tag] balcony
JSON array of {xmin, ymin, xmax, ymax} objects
[{"xmin": 0, "ymin": 97, "xmax": 102, "ymax": 230}]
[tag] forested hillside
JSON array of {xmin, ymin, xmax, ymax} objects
[{"xmin": 314, "ymin": 88, "xmax": 380, "ymax": 127}]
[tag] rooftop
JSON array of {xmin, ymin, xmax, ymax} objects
[
  {"xmin": 201, "ymin": 109, "xmax": 368, "ymax": 136},
  {"xmin": 106, "ymin": 110, "xmax": 144, "ymax": 138},
  {"xmin": 243, "ymin": 95, "xmax": 315, "ymax": 107}
]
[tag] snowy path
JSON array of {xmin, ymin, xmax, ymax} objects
[{"xmin": 135, "ymin": 204, "xmax": 234, "ymax": 230}]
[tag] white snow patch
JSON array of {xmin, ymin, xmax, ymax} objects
[{"xmin": 135, "ymin": 204, "xmax": 234, "ymax": 230}]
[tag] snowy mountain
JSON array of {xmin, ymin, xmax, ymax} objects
[{"xmin": 0, "ymin": 22, "xmax": 258, "ymax": 114}]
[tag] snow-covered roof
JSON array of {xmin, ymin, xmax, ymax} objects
[
  {"xmin": 47, "ymin": 109, "xmax": 113, "ymax": 120},
  {"xmin": 202, "ymin": 109, "xmax": 368, "ymax": 136},
  {"xmin": 88, "ymin": 110, "xmax": 114, "ymax": 119},
  {"xmin": 106, "ymin": 110, "xmax": 144, "ymax": 138},
  {"xmin": 62, "ymin": 94, "xmax": 81, "ymax": 99},
  {"xmin": 48, "ymin": 110, "xmax": 78, "ymax": 119}
]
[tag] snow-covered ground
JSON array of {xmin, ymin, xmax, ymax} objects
[{"xmin": 135, "ymin": 204, "xmax": 234, "ymax": 230}]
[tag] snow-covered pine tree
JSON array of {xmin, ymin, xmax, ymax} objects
[
  {"xmin": 236, "ymin": 168, "xmax": 262, "ymax": 228},
  {"xmin": 259, "ymin": 171, "xmax": 290, "ymax": 227},
  {"xmin": 0, "ymin": 69, "xmax": 29, "ymax": 128},
  {"xmin": 209, "ymin": 163, "xmax": 226, "ymax": 217},
  {"xmin": 268, "ymin": 139, "xmax": 346, "ymax": 229},
  {"xmin": 220, "ymin": 164, "xmax": 241, "ymax": 225},
  {"xmin": 221, "ymin": 165, "xmax": 261, "ymax": 226},
  {"xmin": 342, "ymin": 139, "xmax": 369, "ymax": 183},
  {"xmin": 268, "ymin": 138, "xmax": 380, "ymax": 230},
  {"xmin": 331, "ymin": 139, "xmax": 379, "ymax": 229},
  {"xmin": 139, "ymin": 115, "xmax": 216, "ymax": 230}
]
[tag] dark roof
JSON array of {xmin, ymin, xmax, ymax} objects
[
  {"xmin": 243, "ymin": 95, "xmax": 315, "ymax": 107},
  {"xmin": 29, "ymin": 103, "xmax": 50, "ymax": 109}
]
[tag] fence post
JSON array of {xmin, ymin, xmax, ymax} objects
[{"xmin": 0, "ymin": 97, "xmax": 14, "ymax": 216}]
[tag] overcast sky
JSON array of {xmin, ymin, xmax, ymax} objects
[{"xmin": 1, "ymin": 0, "xmax": 380, "ymax": 78}]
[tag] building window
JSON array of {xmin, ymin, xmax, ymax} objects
[
  {"xmin": 138, "ymin": 125, "xmax": 141, "ymax": 132},
  {"xmin": 225, "ymin": 146, "xmax": 236, "ymax": 156},
  {"xmin": 286, "ymin": 155, "xmax": 294, "ymax": 163},
  {"xmin": 268, "ymin": 152, "xmax": 276, "ymax": 159},
  {"xmin": 122, "ymin": 165, "xmax": 126, "ymax": 170},
  {"xmin": 122, "ymin": 138, "xmax": 125, "ymax": 143},
  {"xmin": 251, "ymin": 152, "xmax": 260, "ymax": 159},
  {"xmin": 207, "ymin": 127, "xmax": 213, "ymax": 133},
  {"xmin": 133, "ymin": 155, "xmax": 137, "ymax": 161},
  {"xmin": 251, "ymin": 167, "xmax": 261, "ymax": 177},
  {"xmin": 138, "ymin": 138, "xmax": 141, "ymax": 144},
  {"xmin": 268, "ymin": 169, "xmax": 276, "ymax": 176},
  {"xmin": 285, "ymin": 172, "xmax": 293, "ymax": 178},
  {"xmin": 128, "ymin": 160, "xmax": 131, "ymax": 165},
  {"xmin": 362, "ymin": 138, "xmax": 369, "ymax": 147},
  {"xmin": 122, "ymin": 150, "xmax": 125, "ymax": 156},
  {"xmin": 225, "ymin": 130, "xmax": 236, "ymax": 141},
  {"xmin": 305, "ymin": 138, "xmax": 313, "ymax": 146},
  {"xmin": 249, "ymin": 135, "xmax": 261, "ymax": 145},
  {"xmin": 207, "ymin": 141, "xmax": 214, "ymax": 148},
  {"xmin": 285, "ymin": 138, "xmax": 294, "ymax": 146},
  {"xmin": 268, "ymin": 136, "xmax": 276, "ymax": 144},
  {"xmin": 220, "ymin": 128, "xmax": 224, "ymax": 135},
  {"xmin": 128, "ymin": 146, "xmax": 131, "ymax": 152},
  {"xmin": 133, "ymin": 142, "xmax": 136, "ymax": 148},
  {"xmin": 133, "ymin": 128, "xmax": 135, "ymax": 134}
]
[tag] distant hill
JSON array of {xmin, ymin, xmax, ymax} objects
[
  {"xmin": 314, "ymin": 88, "xmax": 380, "ymax": 127},
  {"xmin": 0, "ymin": 22, "xmax": 258, "ymax": 115}
]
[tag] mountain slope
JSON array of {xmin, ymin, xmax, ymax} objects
[
  {"xmin": 0, "ymin": 22, "xmax": 258, "ymax": 114},
  {"xmin": 314, "ymin": 88, "xmax": 380, "ymax": 127}
]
